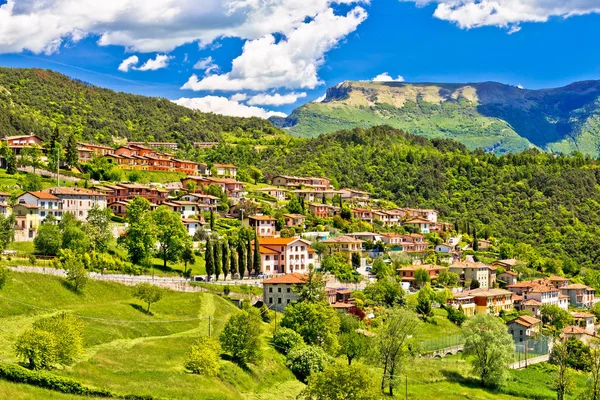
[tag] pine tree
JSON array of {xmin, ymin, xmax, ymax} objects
[
  {"xmin": 246, "ymin": 237, "xmax": 253, "ymax": 276},
  {"xmin": 214, "ymin": 242, "xmax": 222, "ymax": 280},
  {"xmin": 205, "ymin": 238, "xmax": 214, "ymax": 279},
  {"xmin": 253, "ymin": 236, "xmax": 261, "ymax": 275},
  {"xmin": 237, "ymin": 241, "xmax": 245, "ymax": 279},
  {"xmin": 65, "ymin": 134, "xmax": 79, "ymax": 168},
  {"xmin": 230, "ymin": 246, "xmax": 238, "ymax": 279}
]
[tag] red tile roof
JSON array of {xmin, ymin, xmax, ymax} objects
[{"xmin": 263, "ymin": 273, "xmax": 307, "ymax": 284}]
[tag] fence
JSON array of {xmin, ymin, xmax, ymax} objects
[
  {"xmin": 421, "ymin": 334, "xmax": 465, "ymax": 352},
  {"xmin": 513, "ymin": 335, "xmax": 552, "ymax": 362}
]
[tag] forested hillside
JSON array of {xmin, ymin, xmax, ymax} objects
[
  {"xmin": 272, "ymin": 80, "xmax": 600, "ymax": 155},
  {"xmin": 202, "ymin": 125, "xmax": 600, "ymax": 273},
  {"xmin": 0, "ymin": 68, "xmax": 280, "ymax": 145}
]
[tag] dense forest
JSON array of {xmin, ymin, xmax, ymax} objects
[
  {"xmin": 202, "ymin": 125, "xmax": 600, "ymax": 274},
  {"xmin": 0, "ymin": 68, "xmax": 280, "ymax": 145}
]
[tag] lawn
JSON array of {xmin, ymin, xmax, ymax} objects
[{"xmin": 0, "ymin": 272, "xmax": 301, "ymax": 399}]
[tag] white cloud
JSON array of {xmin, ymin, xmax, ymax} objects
[
  {"xmin": 134, "ymin": 54, "xmax": 172, "ymax": 71},
  {"xmin": 247, "ymin": 92, "xmax": 307, "ymax": 106},
  {"xmin": 372, "ymin": 72, "xmax": 404, "ymax": 82},
  {"xmin": 181, "ymin": 5, "xmax": 368, "ymax": 91},
  {"xmin": 314, "ymin": 94, "xmax": 327, "ymax": 102},
  {"xmin": 230, "ymin": 93, "xmax": 248, "ymax": 102},
  {"xmin": 173, "ymin": 96, "xmax": 286, "ymax": 119},
  {"xmin": 400, "ymin": 0, "xmax": 600, "ymax": 32},
  {"xmin": 193, "ymin": 56, "xmax": 219, "ymax": 74},
  {"xmin": 118, "ymin": 55, "xmax": 139, "ymax": 72},
  {"xmin": 517, "ymin": 84, "xmax": 524, "ymax": 89}
]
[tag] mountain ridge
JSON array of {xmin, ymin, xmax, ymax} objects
[{"xmin": 271, "ymin": 79, "xmax": 600, "ymax": 155}]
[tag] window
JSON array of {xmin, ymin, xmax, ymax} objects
[
  {"xmin": 269, "ymin": 297, "xmax": 273, "ymax": 303},
  {"xmin": 269, "ymin": 287, "xmax": 273, "ymax": 293},
  {"xmin": 287, "ymin": 299, "xmax": 291, "ymax": 304},
  {"xmin": 278, "ymin": 298, "xmax": 282, "ymax": 304},
  {"xmin": 287, "ymin": 288, "xmax": 291, "ymax": 293},
  {"xmin": 278, "ymin": 288, "xmax": 281, "ymax": 293}
]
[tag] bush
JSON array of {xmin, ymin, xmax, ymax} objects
[
  {"xmin": 185, "ymin": 337, "xmax": 221, "ymax": 376},
  {"xmin": 0, "ymin": 265, "xmax": 8, "ymax": 289},
  {"xmin": 28, "ymin": 254, "xmax": 37, "ymax": 266},
  {"xmin": 271, "ymin": 328, "xmax": 304, "ymax": 355},
  {"xmin": 14, "ymin": 329, "xmax": 57, "ymax": 370},
  {"xmin": 286, "ymin": 345, "xmax": 333, "ymax": 382}
]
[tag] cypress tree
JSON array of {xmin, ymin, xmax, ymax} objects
[
  {"xmin": 229, "ymin": 246, "xmax": 237, "ymax": 279},
  {"xmin": 209, "ymin": 209, "xmax": 215, "ymax": 231},
  {"xmin": 222, "ymin": 241, "xmax": 229, "ymax": 280},
  {"xmin": 205, "ymin": 237, "xmax": 214, "ymax": 279},
  {"xmin": 237, "ymin": 240, "xmax": 245, "ymax": 279},
  {"xmin": 214, "ymin": 242, "xmax": 222, "ymax": 280},
  {"xmin": 473, "ymin": 228, "xmax": 479, "ymax": 252},
  {"xmin": 5, "ymin": 150, "xmax": 17, "ymax": 175},
  {"xmin": 253, "ymin": 236, "xmax": 261, "ymax": 275},
  {"xmin": 246, "ymin": 237, "xmax": 253, "ymax": 276},
  {"xmin": 65, "ymin": 134, "xmax": 79, "ymax": 168}
]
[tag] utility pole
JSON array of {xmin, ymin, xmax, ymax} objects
[{"xmin": 405, "ymin": 375, "xmax": 408, "ymax": 400}]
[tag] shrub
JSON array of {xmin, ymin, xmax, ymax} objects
[
  {"xmin": 286, "ymin": 345, "xmax": 333, "ymax": 382},
  {"xmin": 28, "ymin": 254, "xmax": 36, "ymax": 266},
  {"xmin": 271, "ymin": 328, "xmax": 304, "ymax": 355},
  {"xmin": 185, "ymin": 337, "xmax": 221, "ymax": 376},
  {"xmin": 0, "ymin": 265, "xmax": 8, "ymax": 289},
  {"xmin": 14, "ymin": 329, "xmax": 57, "ymax": 370}
]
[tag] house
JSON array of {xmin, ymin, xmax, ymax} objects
[
  {"xmin": 17, "ymin": 191, "xmax": 63, "ymax": 221},
  {"xmin": 169, "ymin": 200, "xmax": 198, "ymax": 219},
  {"xmin": 214, "ymin": 163, "xmax": 237, "ymax": 177},
  {"xmin": 42, "ymin": 187, "xmax": 107, "ymax": 221},
  {"xmin": 476, "ymin": 239, "xmax": 491, "ymax": 251},
  {"xmin": 521, "ymin": 299, "xmax": 542, "ymax": 316},
  {"xmin": 352, "ymin": 208, "xmax": 373, "ymax": 223},
  {"xmin": 435, "ymin": 243, "xmax": 454, "ymax": 253},
  {"xmin": 347, "ymin": 232, "xmax": 383, "ymax": 243},
  {"xmin": 572, "ymin": 312, "xmax": 596, "ymax": 334},
  {"xmin": 397, "ymin": 264, "xmax": 447, "ymax": 286},
  {"xmin": 256, "ymin": 238, "xmax": 320, "ymax": 276},
  {"xmin": 459, "ymin": 288, "xmax": 513, "ymax": 315},
  {"xmin": 79, "ymin": 143, "xmax": 115, "ymax": 156},
  {"xmin": 561, "ymin": 284, "xmax": 596, "ymax": 308},
  {"xmin": 193, "ymin": 142, "xmax": 219, "ymax": 149},
  {"xmin": 498, "ymin": 270, "xmax": 518, "ymax": 286},
  {"xmin": 322, "ymin": 236, "xmax": 363, "ymax": 253},
  {"xmin": 447, "ymin": 294, "xmax": 477, "ymax": 317},
  {"xmin": 548, "ymin": 276, "xmax": 570, "ymax": 288},
  {"xmin": 507, "ymin": 316, "xmax": 542, "ymax": 343},
  {"xmin": 180, "ymin": 193, "xmax": 219, "ymax": 210},
  {"xmin": 308, "ymin": 203, "xmax": 339, "ymax": 218},
  {"xmin": 331, "ymin": 302, "xmax": 356, "ymax": 314},
  {"xmin": 263, "ymin": 273, "xmax": 307, "ymax": 312},
  {"xmin": 182, "ymin": 218, "xmax": 203, "ymax": 237},
  {"xmin": 380, "ymin": 233, "xmax": 427, "ymax": 252},
  {"xmin": 283, "ymin": 214, "xmax": 306, "ymax": 229},
  {"xmin": 492, "ymin": 259, "xmax": 519, "ymax": 271},
  {"xmin": 403, "ymin": 217, "xmax": 430, "ymax": 233},
  {"xmin": 448, "ymin": 261, "xmax": 495, "ymax": 289},
  {"xmin": 2, "ymin": 134, "xmax": 44, "ymax": 154},
  {"xmin": 12, "ymin": 203, "xmax": 39, "ymax": 242},
  {"xmin": 108, "ymin": 201, "xmax": 129, "ymax": 218},
  {"xmin": 255, "ymin": 187, "xmax": 287, "ymax": 201},
  {"xmin": 247, "ymin": 215, "xmax": 277, "ymax": 237},
  {"xmin": 272, "ymin": 175, "xmax": 332, "ymax": 190},
  {"xmin": 562, "ymin": 326, "xmax": 596, "ymax": 344},
  {"xmin": 506, "ymin": 279, "xmax": 569, "ymax": 313}
]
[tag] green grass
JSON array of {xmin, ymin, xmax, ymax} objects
[
  {"xmin": 115, "ymin": 169, "xmax": 186, "ymax": 184},
  {"xmin": 0, "ymin": 170, "xmax": 74, "ymax": 195},
  {"xmin": 0, "ymin": 380, "xmax": 88, "ymax": 399},
  {"xmin": 0, "ymin": 272, "xmax": 300, "ymax": 399}
]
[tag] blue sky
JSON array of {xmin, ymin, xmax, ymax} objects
[{"xmin": 1, "ymin": 0, "xmax": 600, "ymax": 118}]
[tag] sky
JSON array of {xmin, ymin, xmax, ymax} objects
[{"xmin": 1, "ymin": 0, "xmax": 600, "ymax": 118}]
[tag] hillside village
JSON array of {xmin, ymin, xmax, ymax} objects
[{"xmin": 1, "ymin": 134, "xmax": 600, "ymax": 400}]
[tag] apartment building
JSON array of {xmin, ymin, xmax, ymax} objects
[
  {"xmin": 42, "ymin": 187, "xmax": 107, "ymax": 221},
  {"xmin": 263, "ymin": 273, "xmax": 307, "ymax": 312},
  {"xmin": 448, "ymin": 261, "xmax": 495, "ymax": 289},
  {"xmin": 247, "ymin": 215, "xmax": 277, "ymax": 237},
  {"xmin": 12, "ymin": 203, "xmax": 39, "ymax": 241},
  {"xmin": 256, "ymin": 238, "xmax": 319, "ymax": 276},
  {"xmin": 17, "ymin": 191, "xmax": 63, "ymax": 221}
]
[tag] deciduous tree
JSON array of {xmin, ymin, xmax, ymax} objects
[
  {"xmin": 185, "ymin": 337, "xmax": 221, "ymax": 376},
  {"xmin": 57, "ymin": 249, "xmax": 88, "ymax": 292},
  {"xmin": 133, "ymin": 282, "xmax": 163, "ymax": 313},
  {"xmin": 299, "ymin": 363, "xmax": 379, "ymax": 400},
  {"xmin": 153, "ymin": 206, "xmax": 190, "ymax": 269},
  {"xmin": 14, "ymin": 329, "xmax": 57, "ymax": 370},
  {"xmin": 219, "ymin": 311, "xmax": 262, "ymax": 365},
  {"xmin": 123, "ymin": 197, "xmax": 156, "ymax": 265}
]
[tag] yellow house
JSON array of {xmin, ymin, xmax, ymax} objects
[
  {"xmin": 461, "ymin": 288, "xmax": 513, "ymax": 315},
  {"xmin": 13, "ymin": 203, "xmax": 40, "ymax": 242}
]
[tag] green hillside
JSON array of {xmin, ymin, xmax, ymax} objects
[
  {"xmin": 272, "ymin": 80, "xmax": 600, "ymax": 155},
  {"xmin": 0, "ymin": 68, "xmax": 280, "ymax": 146}
]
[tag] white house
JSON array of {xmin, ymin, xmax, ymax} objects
[
  {"xmin": 263, "ymin": 273, "xmax": 307, "ymax": 312},
  {"xmin": 435, "ymin": 243, "xmax": 454, "ymax": 253},
  {"xmin": 42, "ymin": 187, "xmax": 107, "ymax": 221},
  {"xmin": 182, "ymin": 218, "xmax": 202, "ymax": 237},
  {"xmin": 256, "ymin": 238, "xmax": 320, "ymax": 276},
  {"xmin": 247, "ymin": 215, "xmax": 277, "ymax": 237},
  {"xmin": 17, "ymin": 191, "xmax": 63, "ymax": 221},
  {"xmin": 170, "ymin": 200, "xmax": 198, "ymax": 219}
]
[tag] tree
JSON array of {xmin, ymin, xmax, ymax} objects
[
  {"xmin": 33, "ymin": 312, "xmax": 84, "ymax": 365},
  {"xmin": 416, "ymin": 288, "xmax": 433, "ymax": 321},
  {"xmin": 286, "ymin": 345, "xmax": 333, "ymax": 382},
  {"xmin": 227, "ymin": 246, "xmax": 237, "ymax": 279},
  {"xmin": 253, "ymin": 236, "xmax": 261, "ymax": 274},
  {"xmin": 14, "ymin": 329, "xmax": 57, "ymax": 370},
  {"xmin": 237, "ymin": 240, "xmax": 245, "ymax": 278},
  {"xmin": 271, "ymin": 327, "xmax": 305, "ymax": 355},
  {"xmin": 185, "ymin": 337, "xmax": 221, "ymax": 376},
  {"xmin": 470, "ymin": 278, "xmax": 480, "ymax": 289},
  {"xmin": 363, "ymin": 278, "xmax": 405, "ymax": 307},
  {"xmin": 47, "ymin": 142, "xmax": 63, "ymax": 176},
  {"xmin": 180, "ymin": 244, "xmax": 195, "ymax": 278},
  {"xmin": 541, "ymin": 304, "xmax": 574, "ymax": 333},
  {"xmin": 377, "ymin": 308, "xmax": 419, "ymax": 395},
  {"xmin": 219, "ymin": 311, "xmax": 262, "ymax": 365},
  {"xmin": 287, "ymin": 195, "xmax": 303, "ymax": 214},
  {"xmin": 372, "ymin": 258, "xmax": 390, "ymax": 279},
  {"xmin": 351, "ymin": 252, "xmax": 361, "ymax": 269},
  {"xmin": 205, "ymin": 237, "xmax": 214, "ymax": 279},
  {"xmin": 60, "ymin": 212, "xmax": 89, "ymax": 253},
  {"xmin": 123, "ymin": 197, "xmax": 156, "ymax": 265},
  {"xmin": 5, "ymin": 149, "xmax": 17, "ymax": 174},
  {"xmin": 222, "ymin": 241, "xmax": 230, "ymax": 280},
  {"xmin": 153, "ymin": 206, "xmax": 190, "ymax": 269},
  {"xmin": 438, "ymin": 270, "xmax": 459, "ymax": 287},
  {"xmin": 214, "ymin": 241, "xmax": 222, "ymax": 280},
  {"xmin": 57, "ymin": 249, "xmax": 88, "ymax": 292},
  {"xmin": 133, "ymin": 282, "xmax": 163, "ymax": 313},
  {"xmin": 34, "ymin": 218, "xmax": 62, "ymax": 256},
  {"xmin": 209, "ymin": 208, "xmax": 215, "ymax": 230},
  {"xmin": 85, "ymin": 205, "xmax": 112, "ymax": 252},
  {"xmin": 551, "ymin": 341, "xmax": 574, "ymax": 400},
  {"xmin": 588, "ymin": 339, "xmax": 600, "ymax": 400},
  {"xmin": 281, "ymin": 301, "xmax": 340, "ymax": 354},
  {"xmin": 21, "ymin": 173, "xmax": 42, "ymax": 191},
  {"xmin": 414, "ymin": 268, "xmax": 430, "ymax": 288},
  {"xmin": 339, "ymin": 331, "xmax": 367, "ymax": 365},
  {"xmin": 473, "ymin": 227, "xmax": 479, "ymax": 251},
  {"xmin": 463, "ymin": 313, "xmax": 513, "ymax": 387},
  {"xmin": 299, "ymin": 363, "xmax": 380, "ymax": 400},
  {"xmin": 0, "ymin": 213, "xmax": 15, "ymax": 252},
  {"xmin": 249, "ymin": 166, "xmax": 263, "ymax": 184},
  {"xmin": 21, "ymin": 144, "xmax": 43, "ymax": 173},
  {"xmin": 246, "ymin": 237, "xmax": 253, "ymax": 276},
  {"xmin": 294, "ymin": 266, "xmax": 326, "ymax": 303},
  {"xmin": 65, "ymin": 134, "xmax": 79, "ymax": 168}
]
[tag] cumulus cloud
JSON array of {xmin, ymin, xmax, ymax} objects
[
  {"xmin": 134, "ymin": 54, "xmax": 172, "ymax": 71},
  {"xmin": 247, "ymin": 92, "xmax": 307, "ymax": 106},
  {"xmin": 118, "ymin": 55, "xmax": 139, "ymax": 72},
  {"xmin": 193, "ymin": 56, "xmax": 219, "ymax": 74},
  {"xmin": 399, "ymin": 0, "xmax": 600, "ymax": 32},
  {"xmin": 372, "ymin": 72, "xmax": 404, "ymax": 82},
  {"xmin": 230, "ymin": 93, "xmax": 248, "ymax": 102},
  {"xmin": 182, "ymin": 5, "xmax": 368, "ymax": 91},
  {"xmin": 173, "ymin": 96, "xmax": 286, "ymax": 119}
]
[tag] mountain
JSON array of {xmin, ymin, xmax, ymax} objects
[
  {"xmin": 271, "ymin": 80, "xmax": 600, "ymax": 155},
  {"xmin": 0, "ymin": 68, "xmax": 280, "ymax": 146}
]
